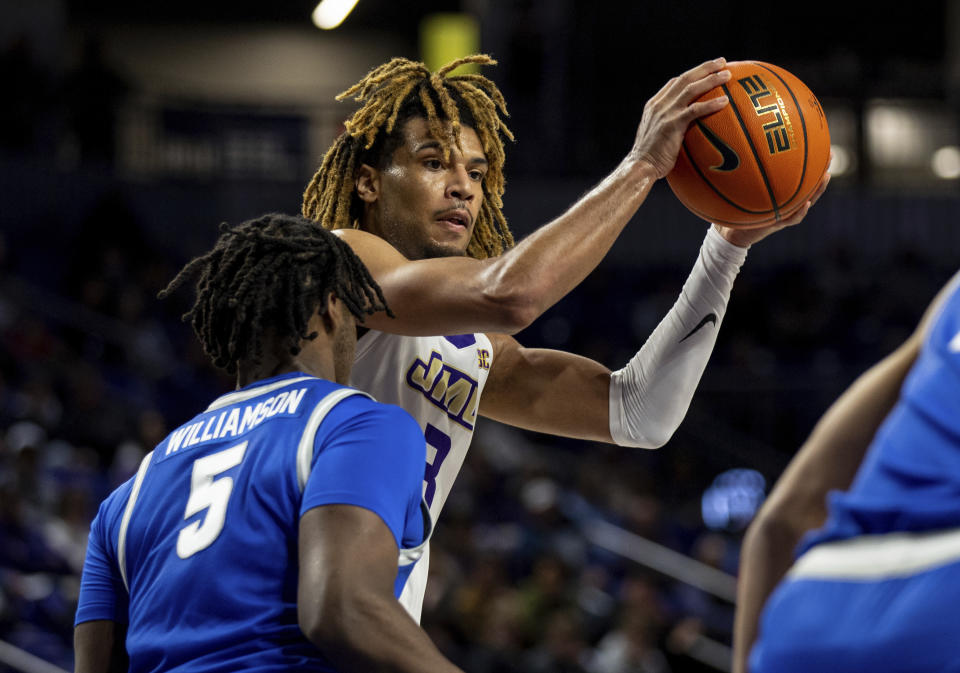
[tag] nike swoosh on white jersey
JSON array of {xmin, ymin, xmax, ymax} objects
[{"xmin": 949, "ymin": 330, "xmax": 960, "ymax": 353}]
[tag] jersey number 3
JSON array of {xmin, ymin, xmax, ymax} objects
[{"xmin": 177, "ymin": 442, "xmax": 248, "ymax": 559}]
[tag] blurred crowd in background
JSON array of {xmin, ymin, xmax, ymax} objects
[
  {"xmin": 0, "ymin": 191, "xmax": 947, "ymax": 672},
  {"xmin": 1, "ymin": 7, "xmax": 957, "ymax": 673}
]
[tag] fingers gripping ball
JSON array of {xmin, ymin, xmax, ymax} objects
[{"xmin": 667, "ymin": 61, "xmax": 830, "ymax": 228}]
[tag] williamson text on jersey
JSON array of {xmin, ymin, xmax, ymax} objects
[{"xmin": 161, "ymin": 388, "xmax": 308, "ymax": 460}]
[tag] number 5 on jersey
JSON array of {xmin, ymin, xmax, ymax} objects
[{"xmin": 177, "ymin": 442, "xmax": 247, "ymax": 559}]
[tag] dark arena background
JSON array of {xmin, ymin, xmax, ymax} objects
[{"xmin": 1, "ymin": 1, "xmax": 958, "ymax": 671}]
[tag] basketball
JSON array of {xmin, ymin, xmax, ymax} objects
[{"xmin": 667, "ymin": 61, "xmax": 830, "ymax": 228}]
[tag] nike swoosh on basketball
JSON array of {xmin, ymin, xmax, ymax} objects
[
  {"xmin": 696, "ymin": 121, "xmax": 740, "ymax": 172},
  {"xmin": 680, "ymin": 313, "xmax": 718, "ymax": 342}
]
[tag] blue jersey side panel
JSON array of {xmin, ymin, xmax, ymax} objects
[
  {"xmin": 751, "ymin": 559, "xmax": 960, "ymax": 673},
  {"xmin": 75, "ymin": 373, "xmax": 427, "ymax": 673},
  {"xmin": 801, "ymin": 279, "xmax": 960, "ymax": 550}
]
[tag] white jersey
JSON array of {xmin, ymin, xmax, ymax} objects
[{"xmin": 349, "ymin": 329, "xmax": 493, "ymax": 621}]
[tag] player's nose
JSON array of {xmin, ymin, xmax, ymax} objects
[{"xmin": 446, "ymin": 165, "xmax": 476, "ymax": 202}]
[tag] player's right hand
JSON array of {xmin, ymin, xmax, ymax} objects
[
  {"xmin": 714, "ymin": 170, "xmax": 831, "ymax": 248},
  {"xmin": 630, "ymin": 58, "xmax": 731, "ymax": 179}
]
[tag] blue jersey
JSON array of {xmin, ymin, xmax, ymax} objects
[
  {"xmin": 76, "ymin": 372, "xmax": 431, "ymax": 673},
  {"xmin": 801, "ymin": 274, "xmax": 960, "ymax": 551},
  {"xmin": 751, "ymin": 274, "xmax": 960, "ymax": 673}
]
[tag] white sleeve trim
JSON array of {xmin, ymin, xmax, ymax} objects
[
  {"xmin": 297, "ymin": 388, "xmax": 371, "ymax": 492},
  {"xmin": 117, "ymin": 450, "xmax": 154, "ymax": 592},
  {"xmin": 295, "ymin": 389, "xmax": 435, "ymax": 567},
  {"xmin": 609, "ymin": 227, "xmax": 747, "ymax": 448}
]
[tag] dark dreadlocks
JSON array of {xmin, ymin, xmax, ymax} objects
[
  {"xmin": 302, "ymin": 54, "xmax": 515, "ymax": 260},
  {"xmin": 159, "ymin": 213, "xmax": 391, "ymax": 375}
]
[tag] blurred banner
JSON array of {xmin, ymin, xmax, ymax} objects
[{"xmin": 420, "ymin": 13, "xmax": 480, "ymax": 73}]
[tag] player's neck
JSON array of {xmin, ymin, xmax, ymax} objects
[
  {"xmin": 358, "ymin": 212, "xmax": 387, "ymax": 244},
  {"xmin": 235, "ymin": 361, "xmax": 300, "ymax": 389},
  {"xmin": 239, "ymin": 366, "xmax": 336, "ymax": 391},
  {"xmin": 235, "ymin": 350, "xmax": 339, "ymax": 390}
]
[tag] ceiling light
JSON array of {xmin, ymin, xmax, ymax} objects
[
  {"xmin": 932, "ymin": 146, "xmax": 960, "ymax": 179},
  {"xmin": 312, "ymin": 0, "xmax": 360, "ymax": 30}
]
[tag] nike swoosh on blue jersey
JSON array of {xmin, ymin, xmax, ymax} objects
[{"xmin": 680, "ymin": 313, "xmax": 718, "ymax": 342}]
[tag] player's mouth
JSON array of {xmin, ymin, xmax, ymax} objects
[{"xmin": 435, "ymin": 209, "xmax": 471, "ymax": 232}]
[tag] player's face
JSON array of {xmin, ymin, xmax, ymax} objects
[{"xmin": 363, "ymin": 117, "xmax": 487, "ymax": 260}]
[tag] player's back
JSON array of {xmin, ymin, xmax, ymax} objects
[{"xmin": 79, "ymin": 372, "xmax": 426, "ymax": 673}]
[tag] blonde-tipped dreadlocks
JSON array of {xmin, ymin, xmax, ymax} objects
[{"xmin": 302, "ymin": 54, "xmax": 515, "ymax": 260}]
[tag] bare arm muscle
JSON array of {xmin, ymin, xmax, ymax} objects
[
  {"xmin": 74, "ymin": 621, "xmax": 128, "ymax": 673},
  {"xmin": 298, "ymin": 504, "xmax": 463, "ymax": 673},
  {"xmin": 480, "ymin": 333, "xmax": 613, "ymax": 441}
]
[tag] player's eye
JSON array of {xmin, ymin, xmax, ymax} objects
[
  {"xmin": 423, "ymin": 159, "xmax": 443, "ymax": 170},
  {"xmin": 468, "ymin": 170, "xmax": 485, "ymax": 182}
]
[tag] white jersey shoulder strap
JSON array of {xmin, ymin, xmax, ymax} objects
[
  {"xmin": 293, "ymin": 384, "xmax": 435, "ymax": 562},
  {"xmin": 296, "ymin": 388, "xmax": 372, "ymax": 492}
]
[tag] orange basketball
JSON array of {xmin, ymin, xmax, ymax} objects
[{"xmin": 666, "ymin": 61, "xmax": 830, "ymax": 228}]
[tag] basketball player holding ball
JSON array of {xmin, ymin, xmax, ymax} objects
[
  {"xmin": 302, "ymin": 55, "xmax": 830, "ymax": 622},
  {"xmin": 667, "ymin": 60, "xmax": 831, "ymax": 228}
]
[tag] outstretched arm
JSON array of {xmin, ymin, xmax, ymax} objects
[
  {"xmin": 731, "ymin": 270, "xmax": 960, "ymax": 673},
  {"xmin": 339, "ymin": 58, "xmax": 733, "ymax": 336},
  {"xmin": 480, "ymin": 225, "xmax": 744, "ymax": 445},
  {"xmin": 479, "ymin": 185, "xmax": 826, "ymax": 446}
]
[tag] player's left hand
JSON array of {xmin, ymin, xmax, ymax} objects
[{"xmin": 714, "ymin": 171, "xmax": 830, "ymax": 248}]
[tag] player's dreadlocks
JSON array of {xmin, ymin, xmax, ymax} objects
[
  {"xmin": 158, "ymin": 213, "xmax": 392, "ymax": 375},
  {"xmin": 302, "ymin": 54, "xmax": 515, "ymax": 260}
]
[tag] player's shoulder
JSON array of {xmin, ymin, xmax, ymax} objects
[
  {"xmin": 352, "ymin": 401, "xmax": 426, "ymax": 465},
  {"xmin": 105, "ymin": 467, "xmax": 141, "ymax": 510},
  {"xmin": 367, "ymin": 401, "xmax": 422, "ymax": 436},
  {"xmin": 331, "ymin": 227, "xmax": 408, "ymax": 265},
  {"xmin": 91, "ymin": 464, "xmax": 145, "ymax": 536},
  {"xmin": 326, "ymin": 389, "xmax": 417, "ymax": 434},
  {"xmin": 327, "ymin": 391, "xmax": 420, "ymax": 435},
  {"xmin": 315, "ymin": 392, "xmax": 424, "ymax": 467}
]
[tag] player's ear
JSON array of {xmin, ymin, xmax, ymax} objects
[
  {"xmin": 355, "ymin": 164, "xmax": 380, "ymax": 204},
  {"xmin": 319, "ymin": 294, "xmax": 350, "ymax": 336},
  {"xmin": 318, "ymin": 295, "xmax": 336, "ymax": 335}
]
